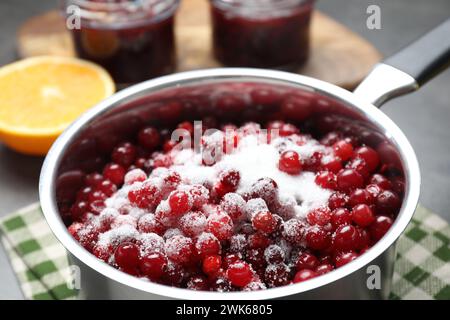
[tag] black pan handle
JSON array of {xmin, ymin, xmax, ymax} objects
[
  {"xmin": 355, "ymin": 18, "xmax": 450, "ymax": 107},
  {"xmin": 384, "ymin": 18, "xmax": 450, "ymax": 86}
]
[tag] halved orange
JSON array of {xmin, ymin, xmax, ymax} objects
[{"xmin": 0, "ymin": 56, "xmax": 115, "ymax": 156}]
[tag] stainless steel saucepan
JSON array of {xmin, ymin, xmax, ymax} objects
[{"xmin": 39, "ymin": 19, "xmax": 450, "ymax": 299}]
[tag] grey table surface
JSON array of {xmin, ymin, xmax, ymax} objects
[{"xmin": 0, "ymin": 0, "xmax": 449, "ymax": 299}]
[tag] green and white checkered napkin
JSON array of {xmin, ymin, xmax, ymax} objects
[{"xmin": 0, "ymin": 203, "xmax": 449, "ymax": 300}]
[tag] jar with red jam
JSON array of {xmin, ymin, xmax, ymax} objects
[
  {"xmin": 63, "ymin": 0, "xmax": 180, "ymax": 86},
  {"xmin": 210, "ymin": 0, "xmax": 314, "ymax": 70}
]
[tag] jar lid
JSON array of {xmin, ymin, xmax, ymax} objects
[
  {"xmin": 212, "ymin": 0, "xmax": 314, "ymax": 18},
  {"xmin": 63, "ymin": 0, "xmax": 179, "ymax": 28}
]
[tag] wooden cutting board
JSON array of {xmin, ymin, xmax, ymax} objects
[{"xmin": 16, "ymin": 0, "xmax": 382, "ymax": 89}]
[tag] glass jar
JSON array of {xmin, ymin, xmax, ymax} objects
[
  {"xmin": 210, "ymin": 0, "xmax": 314, "ymax": 70},
  {"xmin": 62, "ymin": 0, "xmax": 180, "ymax": 86}
]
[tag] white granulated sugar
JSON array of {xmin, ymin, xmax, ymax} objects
[
  {"xmin": 163, "ymin": 228, "xmax": 183, "ymax": 240},
  {"xmin": 97, "ymin": 224, "xmax": 139, "ymax": 248},
  {"xmin": 230, "ymin": 234, "xmax": 247, "ymax": 253},
  {"xmin": 111, "ymin": 214, "xmax": 138, "ymax": 229},
  {"xmin": 167, "ymin": 131, "xmax": 331, "ymax": 219},
  {"xmin": 245, "ymin": 198, "xmax": 269, "ymax": 219},
  {"xmin": 243, "ymin": 281, "xmax": 267, "ymax": 291},
  {"xmin": 98, "ymin": 208, "xmax": 119, "ymax": 225},
  {"xmin": 165, "ymin": 235, "xmax": 193, "ymax": 258},
  {"xmin": 179, "ymin": 211, "xmax": 207, "ymax": 236},
  {"xmin": 195, "ymin": 232, "xmax": 220, "ymax": 251},
  {"xmin": 138, "ymin": 232, "xmax": 165, "ymax": 256},
  {"xmin": 275, "ymin": 238, "xmax": 293, "ymax": 260},
  {"xmin": 217, "ymin": 135, "xmax": 332, "ymax": 218},
  {"xmin": 264, "ymin": 244, "xmax": 285, "ymax": 263}
]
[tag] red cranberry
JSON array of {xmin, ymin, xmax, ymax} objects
[
  {"xmin": 296, "ymin": 252, "xmax": 319, "ymax": 271},
  {"xmin": 334, "ymin": 251, "xmax": 358, "ymax": 267},
  {"xmin": 279, "ymin": 123, "xmax": 300, "ymax": 137},
  {"xmin": 354, "ymin": 146, "xmax": 379, "ymax": 171},
  {"xmin": 282, "ymin": 219, "xmax": 304, "ymax": 244},
  {"xmin": 320, "ymin": 132, "xmax": 342, "ymax": 146},
  {"xmin": 247, "ymin": 233, "xmax": 271, "ymax": 249},
  {"xmin": 337, "ymin": 169, "xmax": 364, "ymax": 192},
  {"xmin": 251, "ymin": 88, "xmax": 281, "ymax": 106},
  {"xmin": 77, "ymin": 186, "xmax": 92, "ymax": 201},
  {"xmin": 293, "ymin": 269, "xmax": 317, "ymax": 283},
  {"xmin": 139, "ymin": 252, "xmax": 167, "ymax": 280},
  {"xmin": 168, "ymin": 190, "xmax": 192, "ymax": 216},
  {"xmin": 322, "ymin": 157, "xmax": 343, "ymax": 173},
  {"xmin": 264, "ymin": 263, "xmax": 290, "ymax": 288},
  {"xmin": 346, "ymin": 157, "xmax": 370, "ymax": 179},
  {"xmin": 376, "ymin": 190, "xmax": 401, "ymax": 215},
  {"xmin": 307, "ymin": 206, "xmax": 331, "ymax": 226},
  {"xmin": 280, "ymin": 95, "xmax": 312, "ymax": 121},
  {"xmin": 356, "ymin": 227, "xmax": 371, "ymax": 250},
  {"xmin": 328, "ymin": 192, "xmax": 348, "ymax": 210},
  {"xmin": 216, "ymin": 94, "xmax": 246, "ymax": 114},
  {"xmin": 247, "ymin": 178, "xmax": 278, "ymax": 205},
  {"xmin": 138, "ymin": 127, "xmax": 160, "ymax": 150},
  {"xmin": 89, "ymin": 200, "xmax": 105, "ymax": 215},
  {"xmin": 138, "ymin": 214, "xmax": 165, "ymax": 235},
  {"xmin": 223, "ymin": 253, "xmax": 241, "ymax": 269},
  {"xmin": 162, "ymin": 261, "xmax": 185, "ymax": 286},
  {"xmin": 331, "ymin": 208, "xmax": 352, "ymax": 228},
  {"xmin": 213, "ymin": 182, "xmax": 235, "ymax": 199},
  {"xmin": 278, "ymin": 150, "xmax": 302, "ymax": 175},
  {"xmin": 114, "ymin": 242, "xmax": 140, "ymax": 270},
  {"xmin": 206, "ymin": 212, "xmax": 233, "ymax": 241},
  {"xmin": 315, "ymin": 171, "xmax": 337, "ymax": 189},
  {"xmin": 333, "ymin": 225, "xmax": 359, "ymax": 252},
  {"xmin": 112, "ymin": 142, "xmax": 136, "ymax": 168},
  {"xmin": 316, "ymin": 264, "xmax": 334, "ymax": 275},
  {"xmin": 264, "ymin": 245, "xmax": 285, "ymax": 264},
  {"xmin": 70, "ymin": 201, "xmax": 88, "ymax": 221},
  {"xmin": 202, "ymin": 255, "xmax": 222, "ymax": 276},
  {"xmin": 369, "ymin": 174, "xmax": 392, "ymax": 190},
  {"xmin": 68, "ymin": 222, "xmax": 83, "ymax": 240},
  {"xmin": 219, "ymin": 169, "xmax": 240, "ymax": 189},
  {"xmin": 369, "ymin": 215, "xmax": 393, "ymax": 241},
  {"xmin": 333, "ymin": 140, "xmax": 354, "ymax": 161},
  {"xmin": 152, "ymin": 153, "xmax": 172, "ymax": 168},
  {"xmin": 305, "ymin": 227, "xmax": 331, "ymax": 250},
  {"xmin": 103, "ymin": 163, "xmax": 126, "ymax": 185},
  {"xmin": 88, "ymin": 190, "xmax": 107, "ymax": 203},
  {"xmin": 163, "ymin": 139, "xmax": 178, "ymax": 153},
  {"xmin": 85, "ymin": 173, "xmax": 104, "ymax": 188},
  {"xmin": 178, "ymin": 121, "xmax": 194, "ymax": 136},
  {"xmin": 124, "ymin": 169, "xmax": 147, "ymax": 185},
  {"xmin": 195, "ymin": 232, "xmax": 221, "ymax": 259},
  {"xmin": 128, "ymin": 182, "xmax": 162, "ymax": 209},
  {"xmin": 189, "ymin": 184, "xmax": 210, "ymax": 209},
  {"xmin": 158, "ymin": 101, "xmax": 182, "ymax": 121},
  {"xmin": 165, "ymin": 235, "xmax": 194, "ymax": 266},
  {"xmin": 303, "ymin": 151, "xmax": 323, "ymax": 171},
  {"xmin": 348, "ymin": 188, "xmax": 374, "ymax": 206},
  {"xmin": 245, "ymin": 248, "xmax": 266, "ymax": 270},
  {"xmin": 220, "ymin": 193, "xmax": 246, "ymax": 222},
  {"xmin": 93, "ymin": 244, "xmax": 113, "ymax": 262},
  {"xmin": 226, "ymin": 262, "xmax": 254, "ymax": 288},
  {"xmin": 351, "ymin": 204, "xmax": 375, "ymax": 227},
  {"xmin": 97, "ymin": 179, "xmax": 117, "ymax": 197},
  {"xmin": 252, "ymin": 211, "xmax": 277, "ymax": 234}
]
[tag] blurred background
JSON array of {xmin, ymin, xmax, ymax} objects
[{"xmin": 0, "ymin": 0, "xmax": 449, "ymax": 299}]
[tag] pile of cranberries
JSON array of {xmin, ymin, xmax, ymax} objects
[{"xmin": 66, "ymin": 118, "xmax": 403, "ymax": 292}]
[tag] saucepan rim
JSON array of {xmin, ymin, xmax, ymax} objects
[{"xmin": 39, "ymin": 68, "xmax": 420, "ymax": 300}]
